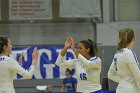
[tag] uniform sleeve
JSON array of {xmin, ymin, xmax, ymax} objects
[
  {"xmin": 125, "ymin": 52, "xmax": 140, "ymax": 83},
  {"xmin": 8, "ymin": 58, "xmax": 35, "ymax": 79},
  {"xmin": 55, "ymin": 54, "xmax": 75, "ymax": 69},
  {"xmin": 77, "ymin": 54, "xmax": 101, "ymax": 68},
  {"xmin": 108, "ymin": 62, "xmax": 121, "ymax": 83}
]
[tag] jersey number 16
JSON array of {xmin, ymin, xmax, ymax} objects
[{"xmin": 80, "ymin": 73, "xmax": 87, "ymax": 80}]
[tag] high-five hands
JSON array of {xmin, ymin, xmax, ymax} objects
[
  {"xmin": 64, "ymin": 36, "xmax": 72, "ymax": 49},
  {"xmin": 60, "ymin": 36, "xmax": 79, "ymax": 57},
  {"xmin": 69, "ymin": 36, "xmax": 79, "ymax": 57},
  {"xmin": 18, "ymin": 47, "xmax": 38, "ymax": 66}
]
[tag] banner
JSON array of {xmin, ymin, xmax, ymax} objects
[
  {"xmin": 9, "ymin": 0, "xmax": 52, "ymax": 20},
  {"xmin": 10, "ymin": 46, "xmax": 75, "ymax": 79},
  {"xmin": 60, "ymin": 0, "xmax": 101, "ymax": 18}
]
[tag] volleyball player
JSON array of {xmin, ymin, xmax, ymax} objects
[
  {"xmin": 108, "ymin": 28, "xmax": 140, "ymax": 93},
  {"xmin": 56, "ymin": 36, "xmax": 102, "ymax": 93},
  {"xmin": 0, "ymin": 36, "xmax": 38, "ymax": 93}
]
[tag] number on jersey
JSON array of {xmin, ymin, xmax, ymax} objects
[
  {"xmin": 114, "ymin": 58, "xmax": 118, "ymax": 71},
  {"xmin": 80, "ymin": 73, "xmax": 87, "ymax": 80}
]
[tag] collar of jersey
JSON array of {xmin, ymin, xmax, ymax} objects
[{"xmin": 89, "ymin": 56, "xmax": 98, "ymax": 61}]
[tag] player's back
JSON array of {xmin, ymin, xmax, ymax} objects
[
  {"xmin": 113, "ymin": 48, "xmax": 139, "ymax": 92},
  {"xmin": 114, "ymin": 48, "xmax": 132, "ymax": 77}
]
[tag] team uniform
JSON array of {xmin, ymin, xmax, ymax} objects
[
  {"xmin": 63, "ymin": 77, "xmax": 77, "ymax": 92},
  {"xmin": 108, "ymin": 48, "xmax": 140, "ymax": 93},
  {"xmin": 0, "ymin": 55, "xmax": 35, "ymax": 93},
  {"xmin": 56, "ymin": 54, "xmax": 102, "ymax": 93}
]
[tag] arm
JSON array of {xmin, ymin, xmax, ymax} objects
[
  {"xmin": 108, "ymin": 62, "xmax": 121, "ymax": 83},
  {"xmin": 70, "ymin": 36, "xmax": 101, "ymax": 68},
  {"xmin": 9, "ymin": 47, "xmax": 38, "ymax": 79},
  {"xmin": 125, "ymin": 52, "xmax": 140, "ymax": 83},
  {"xmin": 61, "ymin": 36, "xmax": 72, "ymax": 57},
  {"xmin": 61, "ymin": 84, "xmax": 66, "ymax": 92},
  {"xmin": 55, "ymin": 54, "xmax": 75, "ymax": 69},
  {"xmin": 78, "ymin": 54, "xmax": 101, "ymax": 68},
  {"xmin": 9, "ymin": 58, "xmax": 35, "ymax": 79},
  {"xmin": 18, "ymin": 53, "xmax": 23, "ymax": 66},
  {"xmin": 56, "ymin": 36, "xmax": 75, "ymax": 68}
]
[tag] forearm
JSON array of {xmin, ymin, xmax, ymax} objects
[
  {"xmin": 108, "ymin": 63, "xmax": 121, "ymax": 83},
  {"xmin": 55, "ymin": 54, "xmax": 75, "ymax": 68},
  {"xmin": 128, "ymin": 62, "xmax": 140, "ymax": 82},
  {"xmin": 55, "ymin": 54, "xmax": 64, "ymax": 66},
  {"xmin": 9, "ymin": 58, "xmax": 35, "ymax": 79},
  {"xmin": 108, "ymin": 73, "xmax": 121, "ymax": 83},
  {"xmin": 72, "ymin": 48, "xmax": 79, "ymax": 58},
  {"xmin": 60, "ymin": 47, "xmax": 69, "ymax": 57},
  {"xmin": 22, "ymin": 65, "xmax": 35, "ymax": 79},
  {"xmin": 32, "ymin": 59, "xmax": 37, "ymax": 66}
]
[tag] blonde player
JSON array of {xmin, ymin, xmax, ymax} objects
[
  {"xmin": 108, "ymin": 28, "xmax": 140, "ymax": 93},
  {"xmin": 0, "ymin": 36, "xmax": 38, "ymax": 93},
  {"xmin": 56, "ymin": 36, "xmax": 102, "ymax": 93}
]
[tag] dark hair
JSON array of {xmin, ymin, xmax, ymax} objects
[
  {"xmin": 79, "ymin": 39, "xmax": 98, "ymax": 57},
  {"xmin": 0, "ymin": 36, "xmax": 9, "ymax": 54},
  {"xmin": 117, "ymin": 28, "xmax": 134, "ymax": 50},
  {"xmin": 65, "ymin": 68, "xmax": 72, "ymax": 75}
]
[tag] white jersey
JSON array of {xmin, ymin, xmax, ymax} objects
[
  {"xmin": 56, "ymin": 54, "xmax": 102, "ymax": 93},
  {"xmin": 0, "ymin": 55, "xmax": 35, "ymax": 93},
  {"xmin": 108, "ymin": 48, "xmax": 140, "ymax": 93}
]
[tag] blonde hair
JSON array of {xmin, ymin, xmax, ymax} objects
[{"xmin": 117, "ymin": 28, "xmax": 134, "ymax": 50}]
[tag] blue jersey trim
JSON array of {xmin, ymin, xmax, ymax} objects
[
  {"xmin": 90, "ymin": 57, "xmax": 99, "ymax": 61},
  {"xmin": 132, "ymin": 51, "xmax": 140, "ymax": 69}
]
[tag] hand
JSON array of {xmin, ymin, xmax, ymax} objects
[
  {"xmin": 18, "ymin": 53, "xmax": 23, "ymax": 65},
  {"xmin": 64, "ymin": 36, "xmax": 72, "ymax": 49},
  {"xmin": 70, "ymin": 36, "xmax": 79, "ymax": 57},
  {"xmin": 70, "ymin": 36, "xmax": 75, "ymax": 50},
  {"xmin": 32, "ymin": 47, "xmax": 39, "ymax": 66}
]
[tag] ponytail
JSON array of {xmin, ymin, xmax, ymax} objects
[{"xmin": 117, "ymin": 28, "xmax": 134, "ymax": 50}]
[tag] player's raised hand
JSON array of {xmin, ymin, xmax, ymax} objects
[
  {"xmin": 18, "ymin": 53, "xmax": 23, "ymax": 65},
  {"xmin": 70, "ymin": 36, "xmax": 75, "ymax": 50},
  {"xmin": 32, "ymin": 47, "xmax": 39, "ymax": 66},
  {"xmin": 70, "ymin": 36, "xmax": 79, "ymax": 57},
  {"xmin": 60, "ymin": 36, "xmax": 72, "ymax": 57},
  {"xmin": 64, "ymin": 36, "xmax": 72, "ymax": 49}
]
